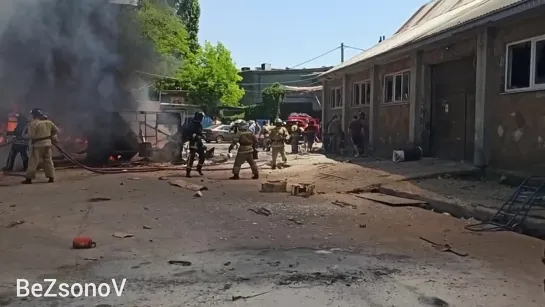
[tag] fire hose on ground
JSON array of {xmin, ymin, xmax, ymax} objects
[{"xmin": 1, "ymin": 140, "xmax": 268, "ymax": 176}]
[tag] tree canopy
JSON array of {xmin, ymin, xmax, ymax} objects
[
  {"xmin": 262, "ymin": 83, "xmax": 286, "ymax": 119},
  {"xmin": 135, "ymin": 0, "xmax": 244, "ymax": 113}
]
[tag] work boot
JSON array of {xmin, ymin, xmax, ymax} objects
[
  {"xmin": 229, "ymin": 175, "xmax": 240, "ymax": 180},
  {"xmin": 252, "ymin": 174, "xmax": 259, "ymax": 180},
  {"xmin": 21, "ymin": 178, "xmax": 32, "ymax": 184},
  {"xmin": 185, "ymin": 170, "xmax": 191, "ymax": 178},
  {"xmin": 271, "ymin": 165, "xmax": 276, "ymax": 170},
  {"xmin": 196, "ymin": 165, "xmax": 203, "ymax": 176},
  {"xmin": 48, "ymin": 178, "xmax": 54, "ymax": 183}
]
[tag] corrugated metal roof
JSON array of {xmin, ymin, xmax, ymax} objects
[{"xmin": 323, "ymin": 0, "xmax": 525, "ymax": 76}]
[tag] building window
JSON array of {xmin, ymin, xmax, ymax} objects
[
  {"xmin": 384, "ymin": 71, "xmax": 410, "ymax": 103},
  {"xmin": 352, "ymin": 81, "xmax": 371, "ymax": 106},
  {"xmin": 506, "ymin": 35, "xmax": 545, "ymax": 91},
  {"xmin": 330, "ymin": 87, "xmax": 343, "ymax": 108}
]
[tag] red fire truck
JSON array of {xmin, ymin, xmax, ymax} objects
[{"xmin": 286, "ymin": 113, "xmax": 321, "ymax": 136}]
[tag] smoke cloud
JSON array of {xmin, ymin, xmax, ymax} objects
[{"xmin": 0, "ymin": 0, "xmax": 159, "ymax": 136}]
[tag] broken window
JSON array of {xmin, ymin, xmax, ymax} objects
[
  {"xmin": 331, "ymin": 87, "xmax": 342, "ymax": 108},
  {"xmin": 535, "ymin": 39, "xmax": 545, "ymax": 85},
  {"xmin": 365, "ymin": 82, "xmax": 371, "ymax": 104},
  {"xmin": 352, "ymin": 81, "xmax": 371, "ymax": 106},
  {"xmin": 352, "ymin": 83, "xmax": 360, "ymax": 106},
  {"xmin": 384, "ymin": 72, "xmax": 410, "ymax": 103},
  {"xmin": 506, "ymin": 41, "xmax": 531, "ymax": 89},
  {"xmin": 402, "ymin": 72, "xmax": 410, "ymax": 100},
  {"xmin": 385, "ymin": 76, "xmax": 394, "ymax": 103}
]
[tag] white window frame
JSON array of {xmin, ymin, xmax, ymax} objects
[
  {"xmin": 505, "ymin": 34, "xmax": 545, "ymax": 93},
  {"xmin": 330, "ymin": 86, "xmax": 343, "ymax": 109},
  {"xmin": 383, "ymin": 70, "xmax": 410, "ymax": 104},
  {"xmin": 351, "ymin": 81, "xmax": 371, "ymax": 107}
]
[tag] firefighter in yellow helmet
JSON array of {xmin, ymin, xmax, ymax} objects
[
  {"xmin": 228, "ymin": 121, "xmax": 259, "ymax": 180},
  {"xmin": 268, "ymin": 118, "xmax": 288, "ymax": 169},
  {"xmin": 22, "ymin": 108, "xmax": 59, "ymax": 184}
]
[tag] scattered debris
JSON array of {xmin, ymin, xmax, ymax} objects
[
  {"xmin": 72, "ymin": 236, "xmax": 96, "ymax": 249},
  {"xmin": 352, "ymin": 193, "xmax": 426, "ymax": 207},
  {"xmin": 287, "ymin": 217, "xmax": 304, "ymax": 225},
  {"xmin": 419, "ymin": 237, "xmax": 468, "ymax": 257},
  {"xmin": 248, "ymin": 207, "xmax": 271, "ymax": 216},
  {"xmin": 87, "ymin": 197, "xmax": 111, "ymax": 202},
  {"xmin": 332, "ymin": 200, "xmax": 357, "ymax": 209},
  {"xmin": 223, "ymin": 283, "xmax": 232, "ymax": 290},
  {"xmin": 84, "ymin": 257, "xmax": 98, "ymax": 261},
  {"xmin": 169, "ymin": 179, "xmax": 208, "ymax": 192},
  {"xmin": 223, "ymin": 261, "xmax": 231, "ymax": 266},
  {"xmin": 319, "ymin": 172, "xmax": 347, "ymax": 180},
  {"xmin": 112, "ymin": 232, "xmax": 135, "ymax": 239},
  {"xmin": 231, "ymin": 291, "xmax": 269, "ymax": 301},
  {"xmin": 158, "ymin": 176, "xmax": 169, "ymax": 180},
  {"xmin": 261, "ymin": 180, "xmax": 287, "ymax": 193},
  {"xmin": 418, "ymin": 295, "xmax": 450, "ymax": 307},
  {"xmin": 168, "ymin": 260, "xmax": 192, "ymax": 266},
  {"xmin": 6, "ymin": 220, "xmax": 25, "ymax": 228},
  {"xmin": 290, "ymin": 183, "xmax": 316, "ymax": 197},
  {"xmin": 315, "ymin": 250, "xmax": 332, "ymax": 254},
  {"xmin": 142, "ymin": 225, "xmax": 152, "ymax": 229},
  {"xmin": 129, "ymin": 177, "xmax": 140, "ymax": 181},
  {"xmin": 358, "ymin": 224, "xmax": 367, "ymax": 228},
  {"xmin": 9, "ymin": 204, "xmax": 16, "ymax": 208},
  {"xmin": 194, "ymin": 191, "xmax": 203, "ymax": 197}
]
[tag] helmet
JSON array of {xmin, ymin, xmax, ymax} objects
[
  {"xmin": 248, "ymin": 120, "xmax": 255, "ymax": 124},
  {"xmin": 29, "ymin": 108, "xmax": 44, "ymax": 117},
  {"xmin": 193, "ymin": 111, "xmax": 205, "ymax": 122},
  {"xmin": 274, "ymin": 118, "xmax": 282, "ymax": 126}
]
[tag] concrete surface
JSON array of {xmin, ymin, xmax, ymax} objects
[{"xmin": 0, "ymin": 148, "xmax": 543, "ymax": 306}]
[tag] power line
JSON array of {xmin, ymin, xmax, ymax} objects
[
  {"xmin": 344, "ymin": 45, "xmax": 366, "ymax": 52},
  {"xmin": 289, "ymin": 46, "xmax": 341, "ymax": 69}
]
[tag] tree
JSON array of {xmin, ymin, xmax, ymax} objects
[
  {"xmin": 166, "ymin": 0, "xmax": 200, "ymax": 53},
  {"xmin": 176, "ymin": 42, "xmax": 244, "ymax": 114},
  {"xmin": 136, "ymin": 0, "xmax": 189, "ymax": 77},
  {"xmin": 262, "ymin": 83, "xmax": 285, "ymax": 119},
  {"xmin": 176, "ymin": 0, "xmax": 201, "ymax": 54}
]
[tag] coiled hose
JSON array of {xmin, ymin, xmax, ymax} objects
[{"xmin": 1, "ymin": 140, "xmax": 267, "ymax": 175}]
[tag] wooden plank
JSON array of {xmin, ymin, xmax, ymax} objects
[
  {"xmin": 169, "ymin": 180, "xmax": 208, "ymax": 192},
  {"xmin": 352, "ymin": 193, "xmax": 426, "ymax": 207}
]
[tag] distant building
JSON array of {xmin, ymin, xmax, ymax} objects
[{"xmin": 239, "ymin": 64, "xmax": 332, "ymax": 117}]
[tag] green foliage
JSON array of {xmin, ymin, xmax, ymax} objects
[
  {"xmin": 135, "ymin": 0, "xmax": 243, "ymax": 114},
  {"xmin": 136, "ymin": 0, "xmax": 189, "ymax": 59},
  {"xmin": 261, "ymin": 83, "xmax": 286, "ymax": 119},
  {"xmin": 176, "ymin": 0, "xmax": 201, "ymax": 53}
]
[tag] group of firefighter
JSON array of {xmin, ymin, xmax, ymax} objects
[
  {"xmin": 2, "ymin": 108, "xmax": 59, "ymax": 184},
  {"xmin": 180, "ymin": 111, "xmax": 321, "ymax": 179},
  {"xmin": 2, "ymin": 109, "xmax": 328, "ymax": 182}
]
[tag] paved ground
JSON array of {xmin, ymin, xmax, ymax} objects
[{"xmin": 0, "ymin": 148, "xmax": 543, "ymax": 306}]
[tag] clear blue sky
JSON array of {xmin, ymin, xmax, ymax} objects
[{"xmin": 198, "ymin": 0, "xmax": 430, "ymax": 69}]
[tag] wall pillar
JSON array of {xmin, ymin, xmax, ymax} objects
[
  {"xmin": 341, "ymin": 75, "xmax": 349, "ymax": 133},
  {"xmin": 321, "ymin": 80, "xmax": 329, "ymax": 124},
  {"xmin": 369, "ymin": 65, "xmax": 380, "ymax": 150},
  {"xmin": 474, "ymin": 27, "xmax": 495, "ymax": 166},
  {"xmin": 409, "ymin": 51, "xmax": 423, "ymax": 145}
]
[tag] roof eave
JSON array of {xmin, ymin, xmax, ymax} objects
[{"xmin": 320, "ymin": 0, "xmax": 544, "ymax": 79}]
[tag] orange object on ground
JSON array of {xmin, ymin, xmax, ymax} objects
[{"xmin": 72, "ymin": 236, "xmax": 96, "ymax": 249}]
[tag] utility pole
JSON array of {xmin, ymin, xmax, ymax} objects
[{"xmin": 340, "ymin": 43, "xmax": 345, "ymax": 62}]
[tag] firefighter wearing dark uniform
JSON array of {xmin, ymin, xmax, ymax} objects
[
  {"xmin": 228, "ymin": 121, "xmax": 259, "ymax": 180},
  {"xmin": 3, "ymin": 114, "xmax": 29, "ymax": 172},
  {"xmin": 185, "ymin": 111, "xmax": 206, "ymax": 178}
]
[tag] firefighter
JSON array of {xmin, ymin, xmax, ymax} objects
[
  {"xmin": 22, "ymin": 108, "xmax": 58, "ymax": 184},
  {"xmin": 228, "ymin": 121, "xmax": 259, "ymax": 180},
  {"xmin": 269, "ymin": 118, "xmax": 288, "ymax": 169},
  {"xmin": 3, "ymin": 113, "xmax": 29, "ymax": 172},
  {"xmin": 185, "ymin": 111, "xmax": 206, "ymax": 178}
]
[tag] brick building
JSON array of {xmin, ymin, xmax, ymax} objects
[{"xmin": 320, "ymin": 0, "xmax": 545, "ymax": 172}]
